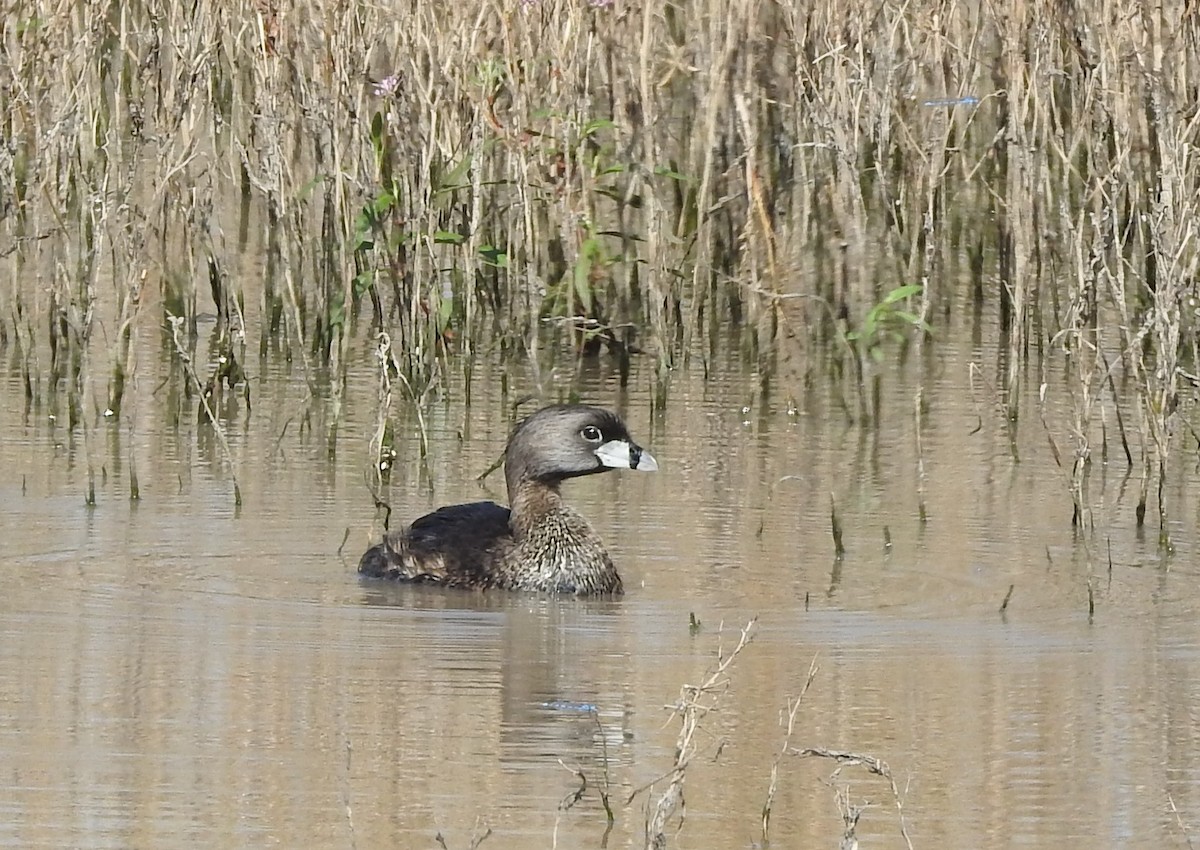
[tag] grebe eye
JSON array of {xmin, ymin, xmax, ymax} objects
[{"xmin": 581, "ymin": 425, "xmax": 602, "ymax": 442}]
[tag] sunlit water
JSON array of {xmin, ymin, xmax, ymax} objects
[{"xmin": 3, "ymin": 311, "xmax": 1200, "ymax": 849}]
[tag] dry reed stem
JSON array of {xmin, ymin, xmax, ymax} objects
[
  {"xmin": 760, "ymin": 657, "xmax": 819, "ymax": 844},
  {"xmin": 553, "ymin": 745, "xmax": 615, "ymax": 849},
  {"xmin": 629, "ymin": 618, "xmax": 756, "ymax": 850},
  {"xmin": 796, "ymin": 747, "xmax": 916, "ymax": 850},
  {"xmin": 434, "ymin": 823, "xmax": 492, "ymax": 850},
  {"xmin": 1167, "ymin": 793, "xmax": 1197, "ymax": 850},
  {"xmin": 167, "ymin": 313, "xmax": 242, "ymax": 506}
]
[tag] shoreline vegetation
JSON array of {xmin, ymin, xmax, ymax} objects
[{"xmin": 1, "ymin": 1, "xmax": 1198, "ymax": 542}]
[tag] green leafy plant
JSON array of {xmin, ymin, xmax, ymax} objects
[{"xmin": 844, "ymin": 284, "xmax": 931, "ymax": 361}]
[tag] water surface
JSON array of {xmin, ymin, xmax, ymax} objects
[{"xmin": 3, "ymin": 318, "xmax": 1200, "ymax": 849}]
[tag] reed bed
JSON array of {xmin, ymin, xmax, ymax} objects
[{"xmin": 1, "ymin": 0, "xmax": 1197, "ymax": 540}]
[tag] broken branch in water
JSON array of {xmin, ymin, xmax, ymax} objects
[{"xmin": 795, "ymin": 747, "xmax": 915, "ymax": 850}]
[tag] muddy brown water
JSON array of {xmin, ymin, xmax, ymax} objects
[{"xmin": 3, "ymin": 320, "xmax": 1200, "ymax": 849}]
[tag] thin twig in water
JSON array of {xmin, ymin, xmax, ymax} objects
[
  {"xmin": 835, "ymin": 783, "xmax": 863, "ymax": 850},
  {"xmin": 557, "ymin": 760, "xmax": 588, "ymax": 811},
  {"xmin": 761, "ymin": 657, "xmax": 819, "ymax": 844},
  {"xmin": 166, "ymin": 313, "xmax": 241, "ymax": 506},
  {"xmin": 552, "ymin": 722, "xmax": 615, "ymax": 848},
  {"xmin": 341, "ymin": 740, "xmax": 357, "ymax": 850},
  {"xmin": 631, "ymin": 619, "xmax": 757, "ymax": 850},
  {"xmin": 553, "ymin": 760, "xmax": 605, "ymax": 850},
  {"xmin": 594, "ymin": 713, "xmax": 616, "ymax": 826},
  {"xmin": 1167, "ymin": 793, "xmax": 1197, "ymax": 850},
  {"xmin": 999, "ymin": 584, "xmax": 1015, "ymax": 615},
  {"xmin": 829, "ymin": 494, "xmax": 845, "ymax": 559},
  {"xmin": 468, "ymin": 825, "xmax": 492, "ymax": 849},
  {"xmin": 796, "ymin": 747, "xmax": 915, "ymax": 850}
]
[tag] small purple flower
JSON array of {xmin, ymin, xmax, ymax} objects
[{"xmin": 373, "ymin": 74, "xmax": 401, "ymax": 97}]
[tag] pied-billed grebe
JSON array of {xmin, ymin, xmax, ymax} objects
[{"xmin": 358, "ymin": 404, "xmax": 657, "ymax": 594}]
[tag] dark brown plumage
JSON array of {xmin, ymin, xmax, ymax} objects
[{"xmin": 358, "ymin": 404, "xmax": 657, "ymax": 594}]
